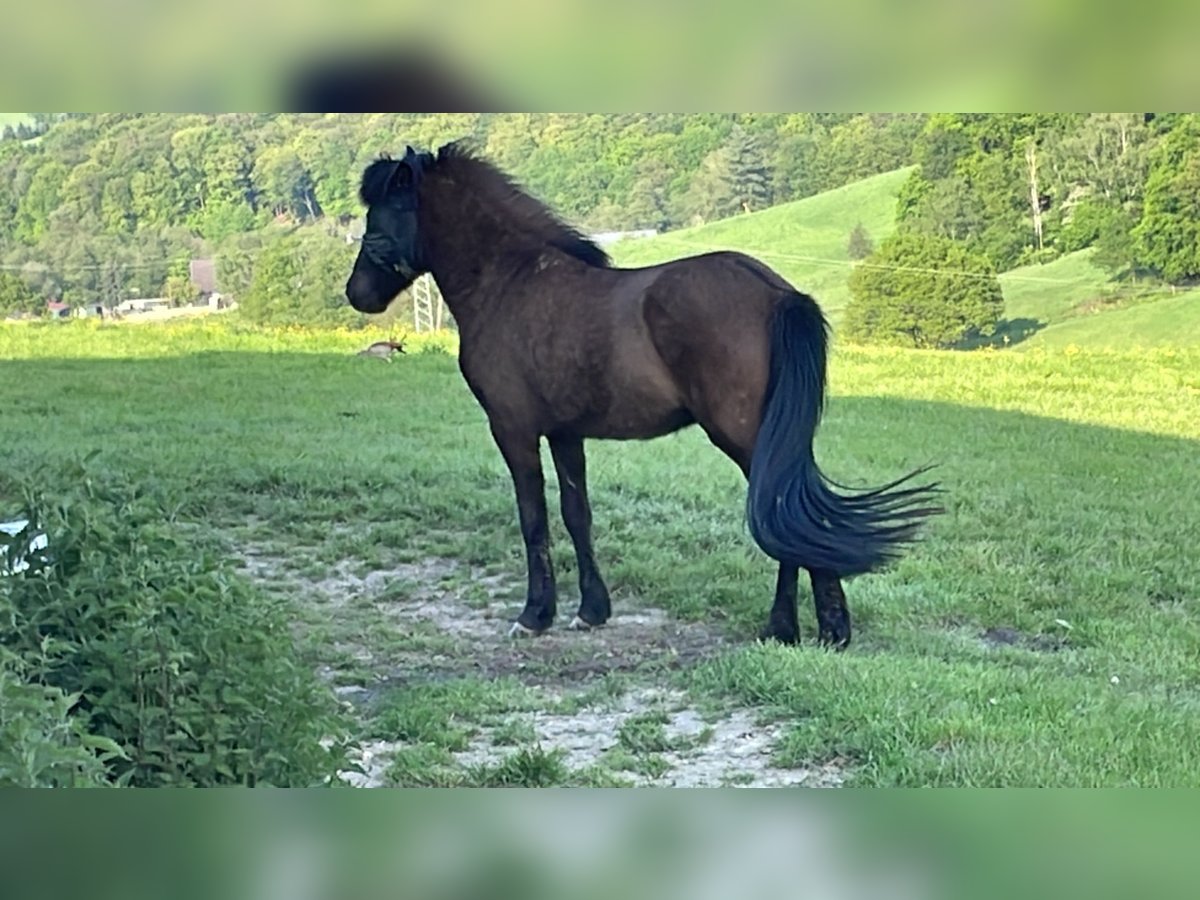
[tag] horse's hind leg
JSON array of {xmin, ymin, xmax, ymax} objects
[
  {"xmin": 762, "ymin": 568, "xmax": 850, "ymax": 648},
  {"xmin": 696, "ymin": 414, "xmax": 851, "ymax": 649},
  {"xmin": 809, "ymin": 569, "xmax": 851, "ymax": 649},
  {"xmin": 762, "ymin": 563, "xmax": 801, "ymax": 644},
  {"xmin": 549, "ymin": 434, "xmax": 612, "ymax": 628},
  {"xmin": 693, "ymin": 420, "xmax": 806, "ymax": 645}
]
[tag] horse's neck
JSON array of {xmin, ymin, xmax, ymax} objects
[{"xmin": 423, "ymin": 222, "xmax": 526, "ymax": 326}]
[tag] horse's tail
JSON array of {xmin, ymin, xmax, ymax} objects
[{"xmin": 746, "ymin": 293, "xmax": 942, "ymax": 577}]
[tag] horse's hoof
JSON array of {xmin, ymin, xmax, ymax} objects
[
  {"xmin": 508, "ymin": 621, "xmax": 543, "ymax": 639},
  {"xmin": 818, "ymin": 633, "xmax": 851, "ymax": 652},
  {"xmin": 567, "ymin": 615, "xmax": 601, "ymax": 631},
  {"xmin": 759, "ymin": 629, "xmax": 800, "ymax": 646}
]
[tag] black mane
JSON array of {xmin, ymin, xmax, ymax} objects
[{"xmin": 433, "ymin": 142, "xmax": 611, "ymax": 268}]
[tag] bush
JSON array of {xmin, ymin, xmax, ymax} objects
[
  {"xmin": 0, "ymin": 655, "xmax": 119, "ymax": 787},
  {"xmin": 844, "ymin": 231, "xmax": 1005, "ymax": 349},
  {"xmin": 847, "ymin": 222, "xmax": 874, "ymax": 260},
  {"xmin": 1, "ymin": 466, "xmax": 352, "ymax": 787}
]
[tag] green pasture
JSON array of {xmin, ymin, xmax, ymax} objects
[{"xmin": 2, "ymin": 319, "xmax": 1198, "ymax": 785}]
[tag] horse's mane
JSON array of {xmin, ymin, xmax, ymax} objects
[{"xmin": 433, "ymin": 142, "xmax": 611, "ymax": 268}]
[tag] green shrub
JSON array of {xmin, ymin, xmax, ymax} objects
[
  {"xmin": 844, "ymin": 231, "xmax": 1005, "ymax": 349},
  {"xmin": 0, "ymin": 653, "xmax": 120, "ymax": 787},
  {"xmin": 1, "ymin": 466, "xmax": 352, "ymax": 787}
]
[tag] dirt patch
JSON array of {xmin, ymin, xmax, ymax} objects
[
  {"xmin": 981, "ymin": 626, "xmax": 1067, "ymax": 653},
  {"xmin": 239, "ymin": 545, "xmax": 732, "ymax": 688},
  {"xmin": 340, "ymin": 687, "xmax": 845, "ymax": 789},
  {"xmin": 458, "ymin": 687, "xmax": 844, "ymax": 788},
  {"xmin": 237, "ymin": 543, "xmax": 840, "ymax": 788}
]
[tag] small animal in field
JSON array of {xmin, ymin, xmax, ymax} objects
[
  {"xmin": 345, "ymin": 143, "xmax": 941, "ymax": 648},
  {"xmin": 356, "ymin": 339, "xmax": 406, "ymax": 361}
]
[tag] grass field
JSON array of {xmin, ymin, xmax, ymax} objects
[
  {"xmin": 3, "ymin": 319, "xmax": 1200, "ymax": 786},
  {"xmin": 608, "ymin": 168, "xmax": 913, "ymax": 321}
]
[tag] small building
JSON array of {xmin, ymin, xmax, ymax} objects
[
  {"xmin": 75, "ymin": 302, "xmax": 108, "ymax": 319},
  {"xmin": 588, "ymin": 229, "xmax": 658, "ymax": 247},
  {"xmin": 46, "ymin": 300, "xmax": 71, "ymax": 319},
  {"xmin": 116, "ymin": 297, "xmax": 172, "ymax": 314},
  {"xmin": 189, "ymin": 258, "xmax": 218, "ymax": 297}
]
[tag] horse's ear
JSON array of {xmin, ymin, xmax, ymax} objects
[
  {"xmin": 361, "ymin": 157, "xmax": 413, "ymax": 203},
  {"xmin": 387, "ymin": 160, "xmax": 415, "ymax": 193}
]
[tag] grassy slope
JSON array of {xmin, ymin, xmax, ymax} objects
[
  {"xmin": 607, "ymin": 168, "xmax": 914, "ymax": 321},
  {"xmin": 1022, "ymin": 289, "xmax": 1200, "ymax": 349},
  {"xmin": 999, "ymin": 249, "xmax": 1116, "ymax": 325},
  {"xmin": 3, "ymin": 320, "xmax": 1199, "ymax": 786},
  {"xmin": 609, "ymin": 171, "xmax": 1197, "ymax": 348},
  {"xmin": 999, "ymin": 249, "xmax": 1200, "ymax": 349}
]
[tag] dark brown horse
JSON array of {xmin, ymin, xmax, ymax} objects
[{"xmin": 346, "ymin": 143, "xmax": 940, "ymax": 647}]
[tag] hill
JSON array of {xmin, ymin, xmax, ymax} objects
[
  {"xmin": 999, "ymin": 250, "xmax": 1200, "ymax": 349},
  {"xmin": 1022, "ymin": 290, "xmax": 1200, "ymax": 349},
  {"xmin": 611, "ymin": 171, "xmax": 1199, "ymax": 347},
  {"xmin": 607, "ymin": 167, "xmax": 914, "ymax": 321}
]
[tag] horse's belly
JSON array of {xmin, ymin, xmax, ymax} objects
[{"xmin": 578, "ymin": 403, "xmax": 695, "ymax": 440}]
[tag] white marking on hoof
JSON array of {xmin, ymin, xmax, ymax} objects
[
  {"xmin": 508, "ymin": 621, "xmax": 540, "ymax": 639},
  {"xmin": 568, "ymin": 615, "xmax": 600, "ymax": 631}
]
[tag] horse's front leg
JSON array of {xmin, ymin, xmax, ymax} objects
[
  {"xmin": 549, "ymin": 434, "xmax": 611, "ymax": 629},
  {"xmin": 491, "ymin": 425, "xmax": 557, "ymax": 635}
]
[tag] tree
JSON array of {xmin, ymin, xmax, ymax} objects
[
  {"xmin": 844, "ymin": 232, "xmax": 1005, "ymax": 349},
  {"xmin": 725, "ymin": 125, "xmax": 771, "ymax": 212},
  {"xmin": 623, "ymin": 156, "xmax": 673, "ymax": 231},
  {"xmin": 14, "ymin": 161, "xmax": 69, "ymax": 244},
  {"xmin": 162, "ymin": 274, "xmax": 199, "ymax": 307},
  {"xmin": 902, "ymin": 174, "xmax": 986, "ymax": 242},
  {"xmin": 677, "ymin": 146, "xmax": 737, "ymax": 225},
  {"xmin": 1049, "ymin": 113, "xmax": 1150, "ymax": 212},
  {"xmin": 239, "ymin": 237, "xmax": 302, "ymax": 324},
  {"xmin": 1092, "ymin": 207, "xmax": 1139, "ymax": 280},
  {"xmin": 238, "ymin": 231, "xmax": 358, "ymax": 326},
  {"xmin": 0, "ymin": 271, "xmax": 41, "ymax": 317},
  {"xmin": 1132, "ymin": 118, "xmax": 1200, "ymax": 283},
  {"xmin": 847, "ymin": 223, "xmax": 874, "ymax": 260},
  {"xmin": 100, "ymin": 177, "xmax": 136, "ymax": 235},
  {"xmin": 252, "ymin": 145, "xmax": 319, "ymax": 220}
]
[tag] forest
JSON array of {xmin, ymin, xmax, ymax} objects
[{"xmin": 1, "ymin": 113, "xmax": 1198, "ymax": 322}]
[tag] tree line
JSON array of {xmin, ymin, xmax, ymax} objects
[
  {"xmin": 893, "ymin": 113, "xmax": 1200, "ymax": 282},
  {"xmin": 0, "ymin": 113, "xmax": 923, "ymax": 314},
  {"xmin": 3, "ymin": 113, "xmax": 1199, "ymax": 331}
]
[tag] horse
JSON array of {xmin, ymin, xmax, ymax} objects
[{"xmin": 345, "ymin": 143, "xmax": 941, "ymax": 648}]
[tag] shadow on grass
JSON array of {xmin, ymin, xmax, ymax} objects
[{"xmin": 956, "ymin": 317, "xmax": 1045, "ymax": 349}]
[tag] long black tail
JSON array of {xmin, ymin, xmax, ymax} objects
[{"xmin": 746, "ymin": 293, "xmax": 942, "ymax": 577}]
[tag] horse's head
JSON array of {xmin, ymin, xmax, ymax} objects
[{"xmin": 346, "ymin": 146, "xmax": 434, "ymax": 314}]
